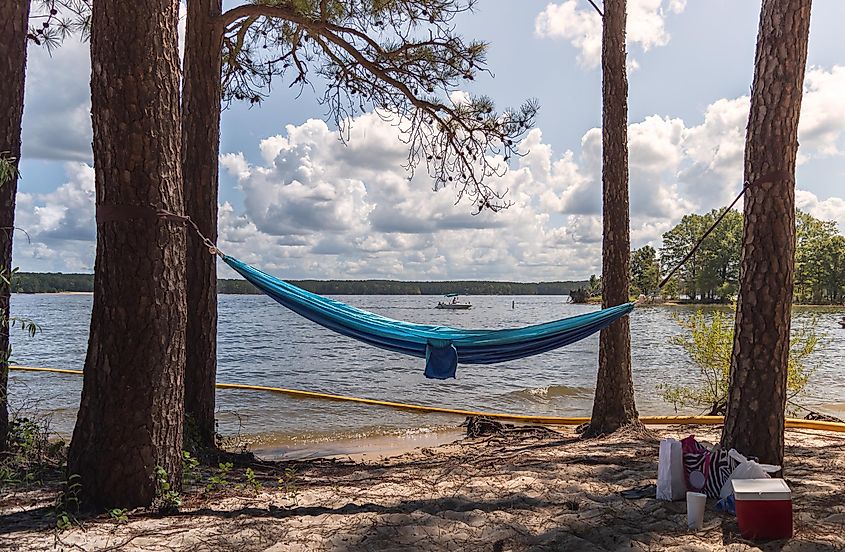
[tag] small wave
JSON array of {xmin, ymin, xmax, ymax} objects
[
  {"xmin": 505, "ymin": 384, "xmax": 593, "ymax": 402},
  {"xmin": 239, "ymin": 423, "xmax": 457, "ymax": 449},
  {"xmin": 240, "ymin": 424, "xmax": 463, "ymax": 460}
]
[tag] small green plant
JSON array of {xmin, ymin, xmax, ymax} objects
[
  {"xmin": 206, "ymin": 461, "xmax": 233, "ymax": 492},
  {"xmin": 181, "ymin": 450, "xmax": 199, "ymax": 485},
  {"xmin": 277, "ymin": 467, "xmax": 298, "ymax": 503},
  {"xmin": 658, "ymin": 310, "xmax": 819, "ymax": 415},
  {"xmin": 1, "ymin": 415, "xmax": 60, "ymax": 486},
  {"xmin": 154, "ymin": 466, "xmax": 181, "ymax": 513},
  {"xmin": 55, "ymin": 474, "xmax": 82, "ymax": 531},
  {"xmin": 108, "ymin": 507, "xmax": 129, "ymax": 523},
  {"xmin": 0, "ymin": 153, "xmax": 19, "ymax": 185},
  {"xmin": 244, "ymin": 467, "xmax": 262, "ymax": 492},
  {"xmin": 56, "ymin": 511, "xmax": 73, "ymax": 531}
]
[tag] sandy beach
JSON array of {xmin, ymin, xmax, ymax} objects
[{"xmin": 2, "ymin": 422, "xmax": 844, "ymax": 551}]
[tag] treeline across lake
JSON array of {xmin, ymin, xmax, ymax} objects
[
  {"xmin": 630, "ymin": 209, "xmax": 845, "ymax": 304},
  {"xmin": 12, "ymin": 272, "xmax": 589, "ymax": 296}
]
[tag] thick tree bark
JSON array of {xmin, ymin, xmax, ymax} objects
[
  {"xmin": 67, "ymin": 0, "xmax": 187, "ymax": 508},
  {"xmin": 182, "ymin": 0, "xmax": 223, "ymax": 452},
  {"xmin": 0, "ymin": 0, "xmax": 30, "ymax": 452},
  {"xmin": 721, "ymin": 0, "xmax": 812, "ymax": 467},
  {"xmin": 584, "ymin": 0, "xmax": 639, "ymax": 437}
]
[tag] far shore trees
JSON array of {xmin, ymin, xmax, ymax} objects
[
  {"xmin": 0, "ymin": 0, "xmax": 32, "ymax": 453},
  {"xmin": 642, "ymin": 208, "xmax": 842, "ymax": 304},
  {"xmin": 67, "ymin": 0, "xmax": 187, "ymax": 508},
  {"xmin": 660, "ymin": 209, "xmax": 742, "ymax": 302},
  {"xmin": 182, "ymin": 0, "xmax": 538, "ymax": 450},
  {"xmin": 584, "ymin": 0, "xmax": 640, "ymax": 437},
  {"xmin": 630, "ymin": 245, "xmax": 660, "ymax": 297},
  {"xmin": 721, "ymin": 0, "xmax": 812, "ymax": 468}
]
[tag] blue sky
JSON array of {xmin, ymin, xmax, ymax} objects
[{"xmin": 15, "ymin": 0, "xmax": 845, "ymax": 279}]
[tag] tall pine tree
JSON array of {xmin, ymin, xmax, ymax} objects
[
  {"xmin": 68, "ymin": 0, "xmax": 187, "ymax": 507},
  {"xmin": 584, "ymin": 0, "xmax": 640, "ymax": 437},
  {"xmin": 721, "ymin": 0, "xmax": 812, "ymax": 467}
]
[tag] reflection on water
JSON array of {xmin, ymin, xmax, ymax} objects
[{"xmin": 8, "ymin": 294, "xmax": 845, "ymax": 445}]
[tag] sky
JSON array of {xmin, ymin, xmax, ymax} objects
[{"xmin": 15, "ymin": 0, "xmax": 845, "ymax": 281}]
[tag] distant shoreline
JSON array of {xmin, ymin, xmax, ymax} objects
[
  {"xmin": 10, "ymin": 291, "xmax": 843, "ymax": 308},
  {"xmin": 11, "ymin": 272, "xmax": 590, "ymax": 296}
]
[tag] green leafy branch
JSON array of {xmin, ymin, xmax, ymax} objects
[{"xmin": 658, "ymin": 309, "xmax": 820, "ymax": 415}]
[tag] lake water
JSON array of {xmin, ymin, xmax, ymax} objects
[{"xmin": 7, "ymin": 294, "xmax": 845, "ymax": 452}]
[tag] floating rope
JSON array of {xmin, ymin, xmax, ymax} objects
[{"xmin": 10, "ymin": 365, "xmax": 845, "ymax": 433}]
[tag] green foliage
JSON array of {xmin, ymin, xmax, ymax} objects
[
  {"xmin": 8, "ymin": 272, "xmax": 94, "ymax": 293},
  {"xmin": 220, "ymin": 0, "xmax": 538, "ymax": 211},
  {"xmin": 55, "ymin": 473, "xmax": 82, "ymax": 531},
  {"xmin": 56, "ymin": 511, "xmax": 73, "ymax": 531},
  {"xmin": 206, "ymin": 462, "xmax": 233, "ymax": 492},
  {"xmin": 795, "ymin": 211, "xmax": 845, "ymax": 304},
  {"xmin": 660, "ymin": 208, "xmax": 742, "ymax": 302},
  {"xmin": 0, "ymin": 416, "xmax": 62, "ymax": 486},
  {"xmin": 277, "ymin": 467, "xmax": 299, "ymax": 503},
  {"xmin": 658, "ymin": 310, "xmax": 819, "ymax": 414},
  {"xmin": 659, "ymin": 208, "xmax": 844, "ymax": 304},
  {"xmin": 154, "ymin": 466, "xmax": 181, "ymax": 513},
  {"xmin": 108, "ymin": 507, "xmax": 129, "ymax": 523},
  {"xmin": 9, "ymin": 273, "xmax": 591, "ymax": 295},
  {"xmin": 219, "ymin": 278, "xmax": 590, "ymax": 296},
  {"xmin": 27, "ymin": 1, "xmax": 92, "ymax": 51},
  {"xmin": 631, "ymin": 246, "xmax": 660, "ymax": 296},
  {"xmin": 244, "ymin": 467, "xmax": 262, "ymax": 492},
  {"xmin": 0, "ymin": 153, "xmax": 19, "ymax": 186},
  {"xmin": 181, "ymin": 450, "xmax": 200, "ymax": 485}
]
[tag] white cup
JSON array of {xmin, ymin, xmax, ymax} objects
[{"xmin": 687, "ymin": 491, "xmax": 706, "ymax": 530}]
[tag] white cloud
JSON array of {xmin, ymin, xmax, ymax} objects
[
  {"xmin": 213, "ymin": 107, "xmax": 719, "ymax": 280},
  {"xmin": 22, "ymin": 38, "xmax": 92, "ymax": 162},
  {"xmin": 14, "ymin": 162, "xmax": 96, "ymax": 271},
  {"xmin": 796, "ymin": 190, "xmax": 845, "ymax": 233},
  {"xmin": 12, "ymin": 64, "xmax": 845, "ymax": 280},
  {"xmin": 798, "ymin": 66, "xmax": 845, "ymax": 156},
  {"xmin": 535, "ymin": 0, "xmax": 687, "ymax": 69},
  {"xmin": 213, "ymin": 68, "xmax": 845, "ymax": 280},
  {"xmin": 535, "ymin": 1, "xmax": 602, "ymax": 68}
]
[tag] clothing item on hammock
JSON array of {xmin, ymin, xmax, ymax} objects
[{"xmin": 222, "ymin": 255, "xmax": 635, "ymax": 379}]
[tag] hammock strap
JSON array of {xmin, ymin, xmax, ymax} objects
[
  {"xmin": 96, "ymin": 203, "xmax": 220, "ymax": 255},
  {"xmin": 657, "ymin": 170, "xmax": 792, "ymax": 291}
]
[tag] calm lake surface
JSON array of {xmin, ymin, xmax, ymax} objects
[{"xmin": 8, "ymin": 294, "xmax": 845, "ymax": 451}]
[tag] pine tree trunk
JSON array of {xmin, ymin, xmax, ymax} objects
[
  {"xmin": 0, "ymin": 0, "xmax": 30, "ymax": 452},
  {"xmin": 721, "ymin": 0, "xmax": 811, "ymax": 467},
  {"xmin": 584, "ymin": 0, "xmax": 639, "ymax": 437},
  {"xmin": 67, "ymin": 0, "xmax": 187, "ymax": 508},
  {"xmin": 182, "ymin": 0, "xmax": 222, "ymax": 453}
]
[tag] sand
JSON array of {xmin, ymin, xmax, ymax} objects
[{"xmin": 1, "ymin": 424, "xmax": 844, "ymax": 551}]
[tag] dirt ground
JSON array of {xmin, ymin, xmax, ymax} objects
[{"xmin": 1, "ymin": 424, "xmax": 844, "ymax": 551}]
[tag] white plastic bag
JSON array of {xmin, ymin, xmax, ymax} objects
[
  {"xmin": 719, "ymin": 449, "xmax": 781, "ymax": 499},
  {"xmin": 657, "ymin": 438, "xmax": 686, "ymax": 501}
]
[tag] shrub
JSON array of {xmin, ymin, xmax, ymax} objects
[{"xmin": 658, "ymin": 309, "xmax": 818, "ymax": 415}]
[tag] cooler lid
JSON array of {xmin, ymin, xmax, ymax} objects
[{"xmin": 732, "ymin": 478, "xmax": 791, "ymax": 501}]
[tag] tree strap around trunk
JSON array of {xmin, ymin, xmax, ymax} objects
[
  {"xmin": 95, "ymin": 203, "xmax": 220, "ymax": 255},
  {"xmin": 657, "ymin": 170, "xmax": 793, "ymax": 291}
]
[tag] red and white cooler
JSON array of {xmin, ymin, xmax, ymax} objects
[{"xmin": 732, "ymin": 478, "xmax": 793, "ymax": 540}]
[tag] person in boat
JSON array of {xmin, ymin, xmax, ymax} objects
[{"xmin": 452, "ymin": 297, "xmax": 457, "ymax": 304}]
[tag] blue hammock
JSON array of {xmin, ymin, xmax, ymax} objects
[{"xmin": 222, "ymin": 255, "xmax": 634, "ymax": 379}]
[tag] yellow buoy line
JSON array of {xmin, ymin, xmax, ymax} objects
[{"xmin": 10, "ymin": 365, "xmax": 845, "ymax": 433}]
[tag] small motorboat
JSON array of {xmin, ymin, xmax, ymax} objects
[
  {"xmin": 436, "ymin": 301, "xmax": 472, "ymax": 310},
  {"xmin": 436, "ymin": 293, "xmax": 472, "ymax": 310}
]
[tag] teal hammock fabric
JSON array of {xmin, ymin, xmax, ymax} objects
[{"xmin": 222, "ymin": 255, "xmax": 635, "ymax": 379}]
